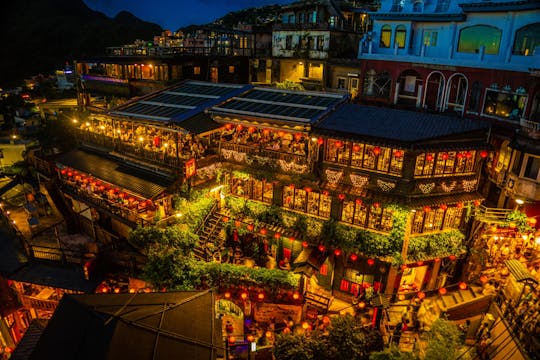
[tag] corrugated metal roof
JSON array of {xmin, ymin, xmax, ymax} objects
[{"xmin": 56, "ymin": 149, "xmax": 173, "ymax": 199}]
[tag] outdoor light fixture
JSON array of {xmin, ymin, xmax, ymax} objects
[{"xmin": 515, "ymin": 199, "xmax": 524, "ymax": 205}]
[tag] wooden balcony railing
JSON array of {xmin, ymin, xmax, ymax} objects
[
  {"xmin": 20, "ymin": 295, "xmax": 59, "ymax": 312},
  {"xmin": 474, "ymin": 205, "xmax": 512, "ymax": 223},
  {"xmin": 220, "ymin": 142, "xmax": 308, "ymax": 171}
]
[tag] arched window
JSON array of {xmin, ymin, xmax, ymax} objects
[
  {"xmin": 413, "ymin": 1, "xmax": 423, "ymax": 12},
  {"xmin": 380, "ymin": 25, "xmax": 391, "ymax": 48},
  {"xmin": 458, "ymin": 25, "xmax": 501, "ymax": 55},
  {"xmin": 513, "ymin": 23, "xmax": 540, "ymax": 56},
  {"xmin": 394, "ymin": 25, "xmax": 406, "ymax": 48}
]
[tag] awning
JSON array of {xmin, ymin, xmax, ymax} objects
[
  {"xmin": 293, "ymin": 247, "xmax": 328, "ymax": 276},
  {"xmin": 504, "ymin": 259, "xmax": 538, "ymax": 285},
  {"xmin": 56, "ymin": 149, "xmax": 175, "ymax": 200}
]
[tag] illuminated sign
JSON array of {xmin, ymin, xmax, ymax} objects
[{"xmin": 185, "ymin": 158, "xmax": 197, "ymax": 178}]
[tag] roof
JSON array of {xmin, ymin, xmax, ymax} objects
[
  {"xmin": 293, "ymin": 247, "xmax": 328, "ymax": 276},
  {"xmin": 109, "ymin": 80, "xmax": 251, "ymax": 125},
  {"xmin": 504, "ymin": 259, "xmax": 539, "ymax": 285},
  {"xmin": 210, "ymin": 87, "xmax": 348, "ymax": 126},
  {"xmin": 315, "ymin": 104, "xmax": 489, "ymax": 145},
  {"xmin": 55, "ymin": 149, "xmax": 174, "ymax": 199},
  {"xmin": 10, "ymin": 319, "xmax": 47, "ymax": 360},
  {"xmin": 459, "ymin": 0, "xmax": 540, "ymax": 12},
  {"xmin": 9, "ymin": 263, "xmax": 99, "ymax": 293},
  {"xmin": 179, "ymin": 112, "xmax": 222, "ymax": 135},
  {"xmin": 29, "ymin": 291, "xmax": 222, "ymax": 360}
]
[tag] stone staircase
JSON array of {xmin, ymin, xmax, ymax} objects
[
  {"xmin": 194, "ymin": 209, "xmax": 225, "ymax": 261},
  {"xmin": 435, "ymin": 286, "xmax": 493, "ymax": 320}
]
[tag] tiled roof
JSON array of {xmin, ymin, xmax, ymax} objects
[
  {"xmin": 210, "ymin": 87, "xmax": 348, "ymax": 125},
  {"xmin": 9, "ymin": 263, "xmax": 98, "ymax": 292},
  {"xmin": 56, "ymin": 149, "xmax": 173, "ymax": 199},
  {"xmin": 315, "ymin": 104, "xmax": 489, "ymax": 144},
  {"xmin": 109, "ymin": 80, "xmax": 251, "ymax": 124},
  {"xmin": 29, "ymin": 291, "xmax": 219, "ymax": 360}
]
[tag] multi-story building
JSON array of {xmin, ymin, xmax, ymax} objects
[{"xmin": 268, "ymin": 0, "xmax": 374, "ymax": 92}]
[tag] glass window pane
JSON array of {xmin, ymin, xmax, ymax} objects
[{"xmin": 458, "ymin": 25, "xmax": 501, "ymax": 55}]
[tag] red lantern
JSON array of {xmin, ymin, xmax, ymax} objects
[
  {"xmin": 480, "ymin": 275, "xmax": 488, "ymax": 284},
  {"xmin": 465, "ymin": 151, "xmax": 472, "ymax": 159},
  {"xmin": 278, "ymin": 131, "xmax": 285, "ymax": 137},
  {"xmin": 417, "ymin": 291, "xmax": 426, "ymax": 299},
  {"xmin": 263, "ymin": 129, "xmax": 270, "ymax": 135},
  {"xmin": 426, "ymin": 154, "xmax": 434, "ymax": 161},
  {"xmin": 304, "ymin": 187, "xmax": 312, "ymax": 193},
  {"xmin": 235, "ymin": 220, "xmax": 241, "ymax": 227},
  {"xmin": 322, "ymin": 190, "xmax": 329, "ymax": 196},
  {"xmin": 350, "ymin": 254, "xmax": 358, "ymax": 261},
  {"xmin": 335, "ymin": 140, "xmax": 343, "ymax": 148},
  {"xmin": 294, "ymin": 133, "xmax": 302, "ymax": 140},
  {"xmin": 434, "ymin": 257, "xmax": 441, "ymax": 262},
  {"xmin": 355, "ymin": 199, "xmax": 363, "ymax": 205},
  {"xmin": 456, "ymin": 152, "xmax": 464, "ymax": 159},
  {"xmin": 247, "ymin": 224, "xmax": 254, "ymax": 231},
  {"xmin": 439, "ymin": 288, "xmax": 447, "ymax": 295},
  {"xmin": 353, "ymin": 144, "xmax": 361, "ymax": 152},
  {"xmin": 248, "ymin": 127, "xmax": 256, "ymax": 133},
  {"xmin": 241, "ymin": 292, "xmax": 248, "ymax": 300},
  {"xmin": 224, "ymin": 292, "xmax": 231, "ymax": 299},
  {"xmin": 128, "ymin": 197, "xmax": 135, "ymax": 203},
  {"xmin": 225, "ymin": 123, "xmax": 232, "ymax": 130},
  {"xmin": 317, "ymin": 137, "xmax": 324, "ymax": 145},
  {"xmin": 318, "ymin": 244, "xmax": 326, "ymax": 252},
  {"xmin": 260, "ymin": 228, "xmax": 267, "ymax": 235},
  {"xmin": 237, "ymin": 124, "xmax": 244, "ymax": 131},
  {"xmin": 456, "ymin": 202, "xmax": 464, "ymax": 209},
  {"xmin": 338, "ymin": 194, "xmax": 345, "ymax": 201},
  {"xmin": 367, "ymin": 258, "xmax": 375, "ymax": 266},
  {"xmin": 334, "ymin": 249, "xmax": 342, "ymax": 256},
  {"xmin": 289, "ymin": 183, "xmax": 295, "ymax": 189},
  {"xmin": 67, "ymin": 172, "xmax": 73, "ymax": 177},
  {"xmin": 394, "ymin": 150, "xmax": 403, "ymax": 158},
  {"xmin": 302, "ymin": 241, "xmax": 309, "ymax": 248},
  {"xmin": 401, "ymin": 265, "xmax": 408, "ymax": 271},
  {"xmin": 416, "ymin": 261, "xmax": 424, "ymax": 266},
  {"xmin": 440, "ymin": 204, "xmax": 448, "ymax": 210},
  {"xmin": 449, "ymin": 254, "xmax": 457, "ymax": 261},
  {"xmin": 423, "ymin": 206, "xmax": 431, "ymax": 213},
  {"xmin": 274, "ymin": 232, "xmax": 281, "ymax": 239},
  {"xmin": 480, "ymin": 150, "xmax": 488, "ymax": 158},
  {"xmin": 258, "ymin": 293, "xmax": 265, "ymax": 301},
  {"xmin": 289, "ymin": 236, "xmax": 295, "ymax": 242},
  {"xmin": 473, "ymin": 200, "xmax": 481, "ymax": 207},
  {"xmin": 459, "ymin": 282, "xmax": 468, "ymax": 290},
  {"xmin": 247, "ymin": 334, "xmax": 255, "ymax": 342},
  {"xmin": 292, "ymin": 292, "xmax": 300, "ymax": 300},
  {"xmin": 373, "ymin": 146, "xmax": 381, "ymax": 155},
  {"xmin": 373, "ymin": 202, "xmax": 380, "ymax": 208},
  {"xmin": 99, "ymin": 185, "xmax": 105, "ymax": 191},
  {"xmin": 229, "ymin": 336, "xmax": 236, "ymax": 344},
  {"xmin": 60, "ymin": 169, "xmax": 67, "ymax": 175}
]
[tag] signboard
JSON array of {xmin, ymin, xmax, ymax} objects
[{"xmin": 185, "ymin": 158, "xmax": 197, "ymax": 178}]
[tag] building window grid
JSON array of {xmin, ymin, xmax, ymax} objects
[
  {"xmin": 412, "ymin": 207, "xmax": 463, "ymax": 234},
  {"xmin": 325, "ymin": 139, "xmax": 404, "ymax": 175},
  {"xmin": 283, "ymin": 186, "xmax": 331, "ymax": 218},
  {"xmin": 232, "ymin": 178, "xmax": 273, "ymax": 204},
  {"xmin": 341, "ymin": 201, "xmax": 393, "ymax": 232},
  {"xmin": 414, "ymin": 151, "xmax": 477, "ymax": 177}
]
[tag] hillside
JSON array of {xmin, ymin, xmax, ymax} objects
[{"xmin": 1, "ymin": 0, "xmax": 162, "ymax": 87}]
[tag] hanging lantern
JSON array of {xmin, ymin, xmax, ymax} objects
[
  {"xmin": 373, "ymin": 202, "xmax": 380, "ymax": 208},
  {"xmin": 334, "ymin": 249, "xmax": 342, "ymax": 256},
  {"xmin": 416, "ymin": 261, "xmax": 424, "ymax": 266},
  {"xmin": 322, "ymin": 190, "xmax": 329, "ymax": 196},
  {"xmin": 225, "ymin": 123, "xmax": 232, "ymax": 130},
  {"xmin": 235, "ymin": 220, "xmax": 241, "ymax": 227},
  {"xmin": 338, "ymin": 194, "xmax": 345, "ymax": 201},
  {"xmin": 350, "ymin": 254, "xmax": 358, "ymax": 261},
  {"xmin": 222, "ymin": 216, "xmax": 230, "ymax": 223},
  {"xmin": 224, "ymin": 292, "xmax": 231, "ymax": 299},
  {"xmin": 274, "ymin": 232, "xmax": 281, "ymax": 239},
  {"xmin": 278, "ymin": 131, "xmax": 285, "ymax": 137},
  {"xmin": 229, "ymin": 336, "xmax": 236, "ymax": 344},
  {"xmin": 440, "ymin": 204, "xmax": 448, "ymax": 211},
  {"xmin": 473, "ymin": 200, "xmax": 481, "ymax": 207},
  {"xmin": 398, "ymin": 294, "xmax": 406, "ymax": 301},
  {"xmin": 302, "ymin": 322, "xmax": 310, "ymax": 330},
  {"xmin": 394, "ymin": 150, "xmax": 403, "ymax": 158},
  {"xmin": 456, "ymin": 152, "xmax": 464, "ymax": 159},
  {"xmin": 426, "ymin": 154, "xmax": 434, "ymax": 161},
  {"xmin": 438, "ymin": 288, "xmax": 447, "ymax": 295},
  {"xmin": 304, "ymin": 187, "xmax": 312, "ymax": 193},
  {"xmin": 302, "ymin": 241, "xmax": 309, "ymax": 248},
  {"xmin": 258, "ymin": 293, "xmax": 265, "ymax": 301},
  {"xmin": 373, "ymin": 146, "xmax": 381, "ymax": 155},
  {"xmin": 480, "ymin": 275, "xmax": 488, "ymax": 284},
  {"xmin": 289, "ymin": 236, "xmax": 295, "ymax": 242},
  {"xmin": 289, "ymin": 183, "xmax": 295, "ymax": 189},
  {"xmin": 358, "ymin": 301, "xmax": 366, "ymax": 309},
  {"xmin": 459, "ymin": 282, "xmax": 468, "ymax": 290},
  {"xmin": 263, "ymin": 128, "xmax": 270, "ymax": 135},
  {"xmin": 318, "ymin": 244, "xmax": 326, "ymax": 252},
  {"xmin": 60, "ymin": 169, "xmax": 67, "ymax": 175},
  {"xmin": 480, "ymin": 150, "xmax": 488, "ymax": 158},
  {"xmin": 456, "ymin": 202, "xmax": 464, "ymax": 209},
  {"xmin": 241, "ymin": 292, "xmax": 248, "ymax": 300},
  {"xmin": 237, "ymin": 124, "xmax": 244, "ymax": 131},
  {"xmin": 367, "ymin": 258, "xmax": 375, "ymax": 266},
  {"xmin": 423, "ymin": 206, "xmax": 431, "ymax": 213},
  {"xmin": 317, "ymin": 137, "xmax": 324, "ymax": 145},
  {"xmin": 247, "ymin": 224, "xmax": 254, "ymax": 231},
  {"xmin": 67, "ymin": 172, "xmax": 73, "ymax": 177},
  {"xmin": 292, "ymin": 292, "xmax": 300, "ymax": 300},
  {"xmin": 335, "ymin": 140, "xmax": 343, "ymax": 148},
  {"xmin": 353, "ymin": 144, "xmax": 361, "ymax": 152},
  {"xmin": 449, "ymin": 254, "xmax": 457, "ymax": 261},
  {"xmin": 442, "ymin": 152, "xmax": 449, "ymax": 160},
  {"xmin": 465, "ymin": 151, "xmax": 472, "ymax": 159},
  {"xmin": 248, "ymin": 126, "xmax": 256, "ymax": 133},
  {"xmin": 247, "ymin": 334, "xmax": 255, "ymax": 342},
  {"xmin": 417, "ymin": 291, "xmax": 426, "ymax": 299},
  {"xmin": 401, "ymin": 265, "xmax": 408, "ymax": 271},
  {"xmin": 355, "ymin": 199, "xmax": 363, "ymax": 205},
  {"xmin": 322, "ymin": 316, "xmax": 330, "ymax": 324},
  {"xmin": 294, "ymin": 133, "xmax": 302, "ymax": 140},
  {"xmin": 434, "ymin": 257, "xmax": 441, "ymax": 262},
  {"xmin": 259, "ymin": 228, "xmax": 267, "ymax": 236},
  {"xmin": 509, "ymin": 222, "xmax": 516, "ymax": 229}
]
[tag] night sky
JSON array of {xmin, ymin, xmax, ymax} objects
[{"xmin": 83, "ymin": 0, "xmax": 292, "ymax": 31}]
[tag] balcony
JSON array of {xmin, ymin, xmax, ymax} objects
[
  {"xmin": 520, "ymin": 118, "xmax": 540, "ymax": 139},
  {"xmin": 220, "ymin": 142, "xmax": 309, "ymax": 174},
  {"xmin": 20, "ymin": 295, "xmax": 59, "ymax": 312},
  {"xmin": 473, "ymin": 205, "xmax": 512, "ymax": 224},
  {"xmin": 505, "ymin": 174, "xmax": 540, "ymax": 201}
]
